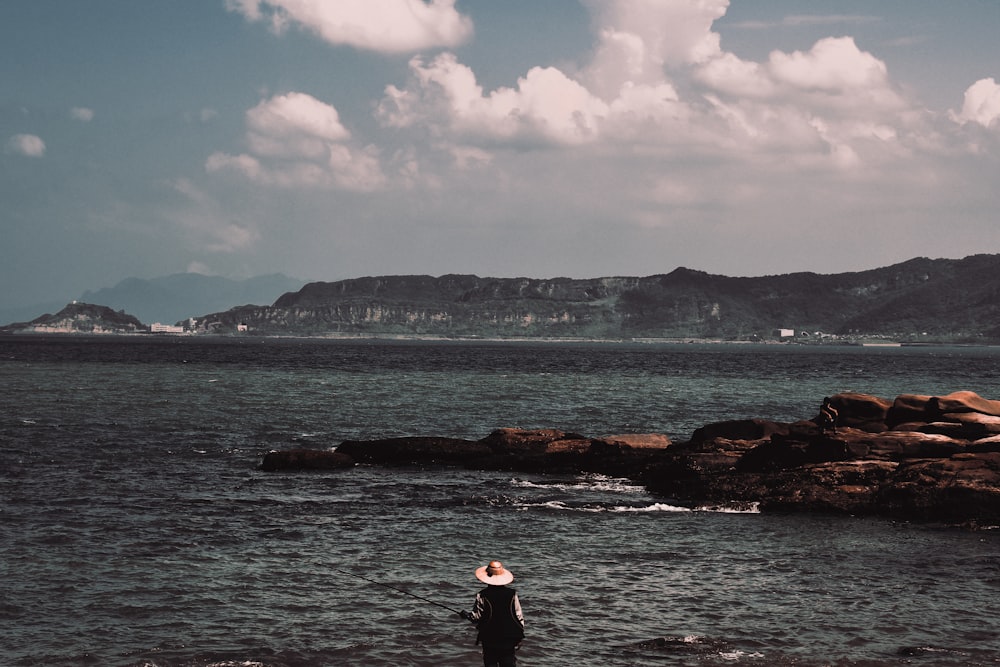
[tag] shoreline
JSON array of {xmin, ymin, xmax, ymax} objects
[{"xmin": 2, "ymin": 330, "xmax": 997, "ymax": 348}]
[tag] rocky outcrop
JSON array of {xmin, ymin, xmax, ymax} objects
[
  {"xmin": 259, "ymin": 391, "xmax": 1000, "ymax": 524},
  {"xmin": 646, "ymin": 391, "xmax": 1000, "ymax": 523},
  {"xmin": 262, "ymin": 429, "xmax": 673, "ymax": 478}
]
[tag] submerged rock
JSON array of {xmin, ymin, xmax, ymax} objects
[
  {"xmin": 258, "ymin": 391, "xmax": 1000, "ymax": 524},
  {"xmin": 335, "ymin": 436, "xmax": 487, "ymax": 466},
  {"xmin": 260, "ymin": 448, "xmax": 354, "ymax": 472}
]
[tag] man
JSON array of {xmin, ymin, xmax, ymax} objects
[
  {"xmin": 460, "ymin": 560, "xmax": 525, "ymax": 667},
  {"xmin": 819, "ymin": 396, "xmax": 839, "ymax": 435}
]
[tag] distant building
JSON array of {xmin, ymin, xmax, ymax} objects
[
  {"xmin": 776, "ymin": 328, "xmax": 795, "ymax": 338},
  {"xmin": 150, "ymin": 323, "xmax": 185, "ymax": 334}
]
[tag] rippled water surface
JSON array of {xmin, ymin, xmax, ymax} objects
[{"xmin": 2, "ymin": 337, "xmax": 999, "ymax": 666}]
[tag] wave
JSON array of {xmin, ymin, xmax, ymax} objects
[
  {"xmin": 514, "ymin": 500, "xmax": 759, "ymax": 513},
  {"xmin": 511, "ymin": 474, "xmax": 645, "ymax": 494},
  {"xmin": 513, "ymin": 499, "xmax": 670, "ymax": 512},
  {"xmin": 694, "ymin": 502, "xmax": 761, "ymax": 514}
]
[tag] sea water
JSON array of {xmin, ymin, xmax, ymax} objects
[{"xmin": 1, "ymin": 337, "xmax": 998, "ymax": 666}]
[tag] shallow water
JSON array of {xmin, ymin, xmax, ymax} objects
[{"xmin": 2, "ymin": 337, "xmax": 999, "ymax": 666}]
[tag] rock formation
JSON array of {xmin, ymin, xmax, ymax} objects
[
  {"xmin": 259, "ymin": 391, "xmax": 1000, "ymax": 525},
  {"xmin": 1, "ymin": 302, "xmax": 146, "ymax": 334}
]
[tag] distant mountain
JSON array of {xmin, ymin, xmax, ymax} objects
[
  {"xmin": 2, "ymin": 302, "xmax": 145, "ymax": 335},
  {"xmin": 188, "ymin": 255, "xmax": 1000, "ymax": 342},
  {"xmin": 78, "ymin": 273, "xmax": 304, "ymax": 325}
]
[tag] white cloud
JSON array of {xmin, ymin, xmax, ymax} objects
[
  {"xmin": 225, "ymin": 0, "xmax": 473, "ymax": 53},
  {"xmin": 245, "ymin": 92, "xmax": 350, "ymax": 158},
  {"xmin": 767, "ymin": 37, "xmax": 889, "ymax": 93},
  {"xmin": 6, "ymin": 134, "xmax": 46, "ymax": 157},
  {"xmin": 207, "ymin": 92, "xmax": 384, "ymax": 191},
  {"xmin": 376, "ymin": 29, "xmax": 911, "ymax": 171},
  {"xmin": 588, "ymin": 0, "xmax": 728, "ymax": 68},
  {"xmin": 70, "ymin": 107, "xmax": 94, "ymax": 122},
  {"xmin": 950, "ymin": 78, "xmax": 1000, "ymax": 128},
  {"xmin": 170, "ymin": 178, "xmax": 260, "ymax": 253},
  {"xmin": 690, "ymin": 36, "xmax": 911, "ymax": 163},
  {"xmin": 696, "ymin": 52, "xmax": 775, "ymax": 99},
  {"xmin": 379, "ymin": 54, "xmax": 611, "ymax": 146}
]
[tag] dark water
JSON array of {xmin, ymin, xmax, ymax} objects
[{"xmin": 1, "ymin": 336, "xmax": 999, "ymax": 666}]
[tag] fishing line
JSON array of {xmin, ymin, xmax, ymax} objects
[{"xmin": 331, "ymin": 567, "xmax": 464, "ymax": 616}]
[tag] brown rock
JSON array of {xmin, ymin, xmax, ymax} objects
[
  {"xmin": 736, "ymin": 434, "xmax": 851, "ymax": 472},
  {"xmin": 881, "ymin": 452, "xmax": 1000, "ymax": 521},
  {"xmin": 930, "ymin": 391, "xmax": 1000, "ymax": 418},
  {"xmin": 479, "ymin": 428, "xmax": 588, "ymax": 455},
  {"xmin": 760, "ymin": 460, "xmax": 897, "ymax": 514},
  {"xmin": 887, "ymin": 394, "xmax": 933, "ymax": 428},
  {"xmin": 828, "ymin": 393, "xmax": 892, "ymax": 430},
  {"xmin": 870, "ymin": 431, "xmax": 965, "ymax": 458},
  {"xmin": 690, "ymin": 419, "xmax": 787, "ymax": 444},
  {"xmin": 596, "ymin": 433, "xmax": 671, "ymax": 450},
  {"xmin": 918, "ymin": 421, "xmax": 992, "ymax": 441}
]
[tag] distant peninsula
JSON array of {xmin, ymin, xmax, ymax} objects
[
  {"xmin": 5, "ymin": 255, "xmax": 1000, "ymax": 343},
  {"xmin": 187, "ymin": 254, "xmax": 1000, "ymax": 343}
]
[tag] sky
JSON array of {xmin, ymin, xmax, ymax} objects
[{"xmin": 2, "ymin": 0, "xmax": 999, "ymax": 310}]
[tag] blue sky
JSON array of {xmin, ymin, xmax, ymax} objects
[{"xmin": 2, "ymin": 0, "xmax": 999, "ymax": 311}]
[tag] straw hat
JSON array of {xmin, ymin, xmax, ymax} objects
[{"xmin": 475, "ymin": 560, "xmax": 514, "ymax": 585}]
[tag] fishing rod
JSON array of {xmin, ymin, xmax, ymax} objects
[{"xmin": 332, "ymin": 567, "xmax": 465, "ymax": 616}]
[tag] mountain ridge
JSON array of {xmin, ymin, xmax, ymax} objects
[{"xmin": 189, "ymin": 254, "xmax": 1000, "ymax": 342}]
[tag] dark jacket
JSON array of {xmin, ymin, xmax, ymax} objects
[{"xmin": 470, "ymin": 585, "xmax": 525, "ymax": 646}]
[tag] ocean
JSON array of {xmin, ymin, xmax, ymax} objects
[{"xmin": 1, "ymin": 336, "xmax": 999, "ymax": 666}]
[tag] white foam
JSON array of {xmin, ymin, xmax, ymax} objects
[
  {"xmin": 515, "ymin": 500, "xmax": 692, "ymax": 513},
  {"xmin": 610, "ymin": 502, "xmax": 693, "ymax": 513},
  {"xmin": 511, "ymin": 474, "xmax": 644, "ymax": 494},
  {"xmin": 694, "ymin": 502, "xmax": 761, "ymax": 514},
  {"xmin": 718, "ymin": 649, "xmax": 765, "ymax": 661}
]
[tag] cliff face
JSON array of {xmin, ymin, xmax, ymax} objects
[{"xmin": 190, "ymin": 255, "xmax": 1000, "ymax": 340}]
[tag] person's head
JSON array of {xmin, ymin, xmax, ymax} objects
[{"xmin": 475, "ymin": 560, "xmax": 514, "ymax": 586}]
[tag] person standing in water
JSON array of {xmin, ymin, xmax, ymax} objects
[{"xmin": 460, "ymin": 560, "xmax": 525, "ymax": 666}]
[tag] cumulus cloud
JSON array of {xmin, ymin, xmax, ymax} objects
[
  {"xmin": 375, "ymin": 8, "xmax": 908, "ymax": 171},
  {"xmin": 70, "ymin": 107, "xmax": 94, "ymax": 122},
  {"xmin": 207, "ymin": 92, "xmax": 384, "ymax": 190},
  {"xmin": 378, "ymin": 54, "xmax": 610, "ymax": 146},
  {"xmin": 767, "ymin": 37, "xmax": 889, "ymax": 92},
  {"xmin": 6, "ymin": 134, "xmax": 46, "ymax": 157},
  {"xmin": 224, "ymin": 0, "xmax": 473, "ymax": 53},
  {"xmin": 950, "ymin": 78, "xmax": 1000, "ymax": 128},
  {"xmin": 585, "ymin": 0, "xmax": 728, "ymax": 71},
  {"xmin": 245, "ymin": 91, "xmax": 350, "ymax": 158}
]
